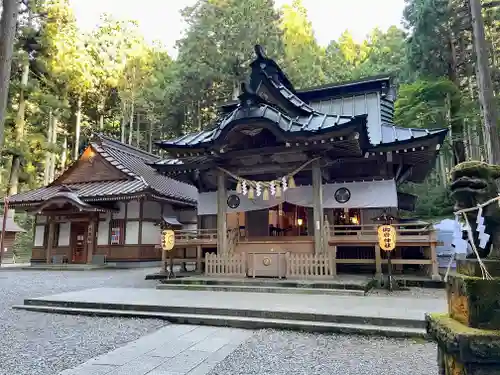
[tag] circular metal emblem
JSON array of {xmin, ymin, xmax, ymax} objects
[
  {"xmin": 227, "ymin": 194, "xmax": 240, "ymax": 209},
  {"xmin": 262, "ymin": 257, "xmax": 272, "ymax": 266},
  {"xmin": 334, "ymin": 187, "xmax": 351, "ymax": 204}
]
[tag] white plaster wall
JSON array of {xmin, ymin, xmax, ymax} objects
[
  {"xmin": 58, "ymin": 222, "xmax": 71, "ymax": 247},
  {"xmin": 114, "ymin": 202, "xmax": 126, "ymax": 219},
  {"xmin": 34, "ymin": 225, "xmax": 45, "ymax": 247},
  {"xmin": 127, "ymin": 200, "xmax": 140, "ymax": 219},
  {"xmin": 143, "ymin": 201, "xmax": 162, "ymax": 219},
  {"xmin": 37, "ymin": 215, "xmax": 47, "ymax": 224},
  {"xmin": 141, "ymin": 221, "xmax": 160, "ymax": 245},
  {"xmin": 97, "ymin": 219, "xmax": 110, "ymax": 245},
  {"xmin": 125, "ymin": 221, "xmax": 139, "ymax": 244}
]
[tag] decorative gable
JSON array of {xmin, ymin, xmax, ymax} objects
[{"xmin": 55, "ymin": 146, "xmax": 130, "ymax": 185}]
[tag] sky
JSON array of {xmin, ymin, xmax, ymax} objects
[{"xmin": 69, "ymin": 0, "xmax": 406, "ymax": 56}]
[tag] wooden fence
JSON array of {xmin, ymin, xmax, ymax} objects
[
  {"xmin": 285, "ymin": 252, "xmax": 336, "ymax": 278},
  {"xmin": 205, "ymin": 252, "xmax": 246, "ymax": 276}
]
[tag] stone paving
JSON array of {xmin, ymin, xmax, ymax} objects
[
  {"xmin": 25, "ymin": 287, "xmax": 448, "ymax": 320},
  {"xmin": 58, "ymin": 325, "xmax": 255, "ymax": 375}
]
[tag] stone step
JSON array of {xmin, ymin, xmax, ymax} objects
[
  {"xmin": 156, "ymin": 283, "xmax": 365, "ymax": 296},
  {"xmin": 21, "ymin": 296, "xmax": 424, "ymax": 329},
  {"xmin": 159, "ymin": 278, "xmax": 366, "ymax": 291},
  {"xmin": 12, "ymin": 304, "xmax": 427, "ymax": 339}
]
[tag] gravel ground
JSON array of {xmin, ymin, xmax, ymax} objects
[
  {"xmin": 0, "ymin": 268, "xmax": 165, "ymax": 375},
  {"xmin": 209, "ymin": 329, "xmax": 438, "ymax": 375}
]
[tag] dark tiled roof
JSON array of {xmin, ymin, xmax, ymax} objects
[
  {"xmin": 157, "ymin": 104, "xmax": 359, "ymax": 147},
  {"xmin": 7, "ymin": 135, "xmax": 198, "ymax": 206},
  {"xmin": 260, "ymin": 68, "xmax": 315, "ymax": 115},
  {"xmin": 380, "ymin": 124, "xmax": 448, "ymax": 144}
]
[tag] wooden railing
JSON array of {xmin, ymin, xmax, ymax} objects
[
  {"xmin": 205, "ymin": 252, "xmax": 246, "ymax": 276},
  {"xmin": 174, "ymin": 229, "xmax": 217, "ymax": 243},
  {"xmin": 286, "ymin": 252, "xmax": 335, "ymax": 278},
  {"xmin": 327, "ymin": 222, "xmax": 435, "ymax": 243}
]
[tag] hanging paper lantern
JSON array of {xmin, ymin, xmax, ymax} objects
[
  {"xmin": 242, "ymin": 180, "xmax": 248, "ymax": 195},
  {"xmin": 256, "ymin": 182, "xmax": 262, "ymax": 197},
  {"xmin": 275, "ymin": 183, "xmax": 282, "ymax": 198},
  {"xmin": 282, "ymin": 176, "xmax": 288, "ymax": 192},
  {"xmin": 288, "ymin": 175, "xmax": 296, "ymax": 189},
  {"xmin": 236, "ymin": 180, "xmax": 242, "ymax": 194},
  {"xmin": 269, "ymin": 181, "xmax": 276, "ymax": 196},
  {"xmin": 248, "ymin": 186, "xmax": 255, "ymax": 199},
  {"xmin": 262, "ymin": 187, "xmax": 269, "ymax": 201}
]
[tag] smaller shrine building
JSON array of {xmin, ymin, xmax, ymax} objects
[{"xmin": 5, "ymin": 135, "xmax": 197, "ymax": 266}]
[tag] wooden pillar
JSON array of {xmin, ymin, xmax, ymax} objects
[
  {"xmin": 86, "ymin": 216, "xmax": 97, "ymax": 264},
  {"xmin": 374, "ymin": 244, "xmax": 382, "ymax": 281},
  {"xmin": 46, "ymin": 219, "xmax": 55, "ymax": 264},
  {"xmin": 312, "ymin": 159, "xmax": 324, "ymax": 254},
  {"xmin": 161, "ymin": 247, "xmax": 167, "ymax": 272},
  {"xmin": 196, "ymin": 245, "xmax": 202, "ymax": 273},
  {"xmin": 216, "ymin": 170, "xmax": 227, "ymax": 255},
  {"xmin": 430, "ymin": 245, "xmax": 441, "ymax": 280}
]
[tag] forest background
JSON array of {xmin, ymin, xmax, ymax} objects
[{"xmin": 0, "ymin": 0, "xmax": 498, "ymax": 254}]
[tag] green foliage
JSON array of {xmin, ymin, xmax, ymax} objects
[
  {"xmin": 0, "ymin": 0, "xmax": 498, "ymax": 225},
  {"xmin": 395, "ymin": 78, "xmax": 462, "ymax": 129},
  {"xmin": 400, "ymin": 180, "xmax": 455, "ymax": 219}
]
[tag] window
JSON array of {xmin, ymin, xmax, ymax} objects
[{"xmin": 110, "ymin": 219, "xmax": 125, "ymax": 245}]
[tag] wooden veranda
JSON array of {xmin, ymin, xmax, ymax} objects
[{"xmin": 167, "ymin": 221, "xmax": 440, "ymax": 280}]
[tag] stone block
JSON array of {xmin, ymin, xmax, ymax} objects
[
  {"xmin": 446, "ymin": 273, "xmax": 500, "ymax": 330},
  {"xmin": 427, "ymin": 313, "xmax": 500, "ymax": 374}
]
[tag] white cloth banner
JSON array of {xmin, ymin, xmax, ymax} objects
[{"xmin": 198, "ymin": 179, "xmax": 398, "ymax": 215}]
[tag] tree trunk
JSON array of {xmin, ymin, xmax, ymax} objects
[
  {"xmin": 43, "ymin": 110, "xmax": 54, "ymax": 186},
  {"xmin": 128, "ymin": 99, "xmax": 135, "ymax": 145},
  {"xmin": 99, "ymin": 97, "xmax": 105, "ymax": 130},
  {"xmin": 74, "ymin": 96, "xmax": 82, "ymax": 160},
  {"xmin": 61, "ymin": 134, "xmax": 68, "ymax": 171},
  {"xmin": 49, "ymin": 116, "xmax": 57, "ymax": 182},
  {"xmin": 120, "ymin": 101, "xmax": 127, "ymax": 143},
  {"xmin": 0, "ymin": 0, "xmax": 19, "ymax": 148},
  {"xmin": 446, "ymin": 7, "xmax": 466, "ymax": 165},
  {"xmin": 136, "ymin": 112, "xmax": 140, "ymax": 148},
  {"xmin": 469, "ymin": 0, "xmax": 500, "ymax": 164},
  {"xmin": 7, "ymin": 44, "xmax": 30, "ymax": 199},
  {"xmin": 148, "ymin": 118, "xmax": 153, "ymax": 153}
]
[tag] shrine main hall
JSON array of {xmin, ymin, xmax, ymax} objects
[{"xmin": 151, "ymin": 45, "xmax": 447, "ymax": 280}]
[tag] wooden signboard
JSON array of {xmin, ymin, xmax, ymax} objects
[
  {"xmin": 161, "ymin": 229, "xmax": 175, "ymax": 251},
  {"xmin": 377, "ymin": 225, "xmax": 396, "ymax": 251}
]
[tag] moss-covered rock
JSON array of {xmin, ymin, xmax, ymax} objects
[
  {"xmin": 426, "ymin": 313, "xmax": 500, "ymax": 364},
  {"xmin": 446, "ymin": 273, "xmax": 500, "ymax": 330}
]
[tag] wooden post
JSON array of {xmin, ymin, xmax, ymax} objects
[
  {"xmin": 375, "ymin": 244, "xmax": 382, "ymax": 281},
  {"xmin": 216, "ymin": 170, "xmax": 227, "ymax": 255},
  {"xmin": 196, "ymin": 245, "xmax": 202, "ymax": 273},
  {"xmin": 46, "ymin": 219, "xmax": 55, "ymax": 264},
  {"xmin": 312, "ymin": 159, "xmax": 324, "ymax": 254},
  {"xmin": 86, "ymin": 217, "xmax": 97, "ymax": 264},
  {"xmin": 429, "ymin": 230, "xmax": 441, "ymax": 280},
  {"xmin": 161, "ymin": 247, "xmax": 167, "ymax": 272}
]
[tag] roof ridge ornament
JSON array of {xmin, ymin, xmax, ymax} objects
[
  {"xmin": 238, "ymin": 82, "xmax": 259, "ymax": 109},
  {"xmin": 254, "ymin": 45, "xmax": 266, "ymax": 60}
]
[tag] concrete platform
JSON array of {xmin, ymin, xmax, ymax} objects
[{"xmin": 13, "ymin": 287, "xmax": 447, "ymax": 338}]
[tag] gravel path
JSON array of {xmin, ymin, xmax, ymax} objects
[
  {"xmin": 0, "ymin": 268, "xmax": 165, "ymax": 375},
  {"xmin": 208, "ymin": 329, "xmax": 438, "ymax": 375}
]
